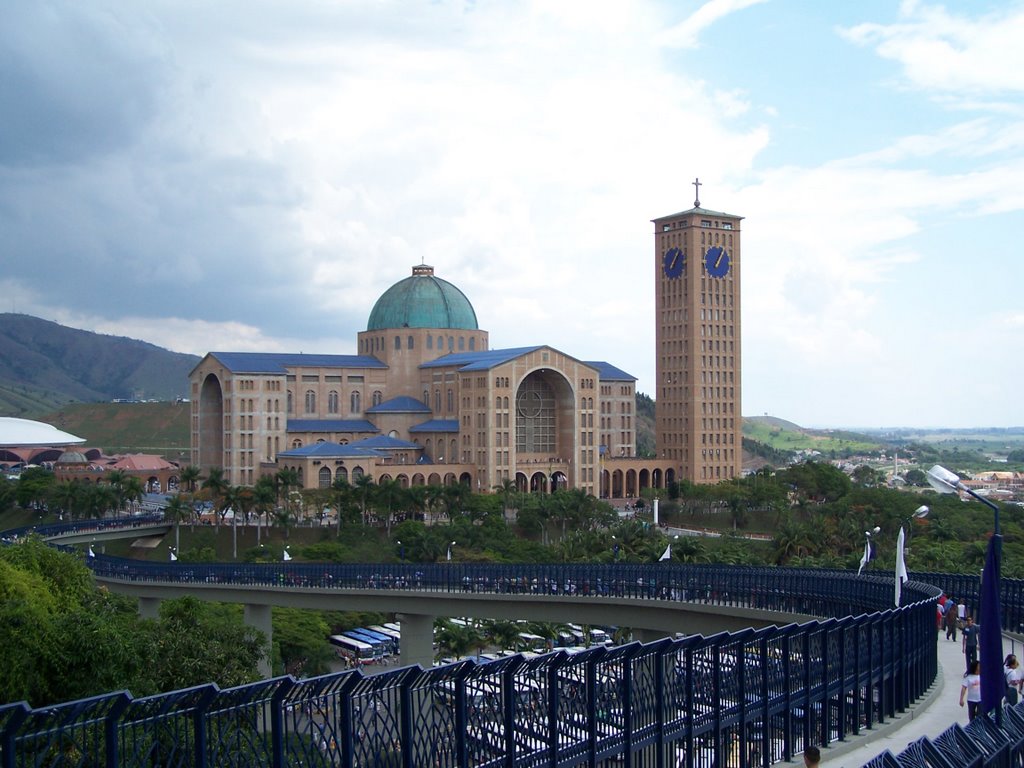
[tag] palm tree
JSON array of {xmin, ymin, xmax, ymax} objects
[
  {"xmin": 493, "ymin": 479, "xmax": 518, "ymax": 521},
  {"xmin": 275, "ymin": 467, "xmax": 300, "ymax": 509},
  {"xmin": 224, "ymin": 485, "xmax": 255, "ymax": 560},
  {"xmin": 49, "ymin": 480, "xmax": 82, "ymax": 521},
  {"xmin": 105, "ymin": 469, "xmax": 127, "ymax": 517},
  {"xmin": 179, "ymin": 465, "xmax": 202, "ymax": 496},
  {"xmin": 201, "ymin": 468, "xmax": 229, "ymax": 530},
  {"xmin": 121, "ymin": 476, "xmax": 145, "ymax": 516},
  {"xmin": 163, "ymin": 494, "xmax": 191, "ymax": 553},
  {"xmin": 252, "ymin": 475, "xmax": 277, "ymax": 546},
  {"xmin": 352, "ymin": 474, "xmax": 376, "ymax": 526},
  {"xmin": 84, "ymin": 483, "xmax": 117, "ymax": 520},
  {"xmin": 375, "ymin": 478, "xmax": 406, "ymax": 535}
]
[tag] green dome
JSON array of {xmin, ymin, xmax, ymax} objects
[{"xmin": 367, "ymin": 265, "xmax": 478, "ymax": 331}]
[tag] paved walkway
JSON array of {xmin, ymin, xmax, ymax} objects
[{"xmin": 818, "ymin": 631, "xmax": 1024, "ymax": 767}]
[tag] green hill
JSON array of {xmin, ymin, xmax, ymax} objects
[
  {"xmin": 0, "ymin": 314, "xmax": 199, "ymax": 418},
  {"xmin": 42, "ymin": 401, "xmax": 191, "ymax": 460}
]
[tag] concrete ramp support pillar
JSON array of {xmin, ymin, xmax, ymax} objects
[
  {"xmin": 245, "ymin": 603, "xmax": 274, "ymax": 678},
  {"xmin": 633, "ymin": 628, "xmax": 669, "ymax": 645},
  {"xmin": 138, "ymin": 597, "xmax": 161, "ymax": 620},
  {"xmin": 397, "ymin": 613, "xmax": 435, "ymax": 669}
]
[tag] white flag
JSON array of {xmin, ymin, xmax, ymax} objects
[
  {"xmin": 857, "ymin": 538, "xmax": 875, "ymax": 576},
  {"xmin": 282, "ymin": 549, "xmax": 292, "ymax": 561},
  {"xmin": 659, "ymin": 544, "xmax": 672, "ymax": 562},
  {"xmin": 87, "ymin": 546, "xmax": 95, "ymax": 558},
  {"xmin": 170, "ymin": 550, "xmax": 177, "ymax": 562},
  {"xmin": 895, "ymin": 527, "xmax": 908, "ymax": 607}
]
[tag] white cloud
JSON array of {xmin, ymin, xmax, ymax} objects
[
  {"xmin": 657, "ymin": 0, "xmax": 769, "ymax": 50},
  {"xmin": 841, "ymin": 3, "xmax": 1024, "ymax": 96}
]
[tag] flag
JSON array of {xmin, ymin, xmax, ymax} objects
[
  {"xmin": 980, "ymin": 533, "xmax": 1004, "ymax": 719},
  {"xmin": 169, "ymin": 550, "xmax": 177, "ymax": 562},
  {"xmin": 857, "ymin": 538, "xmax": 875, "ymax": 575},
  {"xmin": 895, "ymin": 527, "xmax": 908, "ymax": 607},
  {"xmin": 659, "ymin": 544, "xmax": 672, "ymax": 562},
  {"xmin": 282, "ymin": 548, "xmax": 292, "ymax": 562},
  {"xmin": 87, "ymin": 546, "xmax": 95, "ymax": 558},
  {"xmin": 446, "ymin": 544, "xmax": 453, "ymax": 562}
]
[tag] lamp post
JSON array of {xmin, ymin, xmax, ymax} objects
[
  {"xmin": 397, "ymin": 540, "xmax": 405, "ymax": 562},
  {"xmin": 611, "ymin": 535, "xmax": 620, "ymax": 563},
  {"xmin": 927, "ymin": 464, "xmax": 1002, "ymax": 722},
  {"xmin": 858, "ymin": 526, "xmax": 880, "ymax": 575}
]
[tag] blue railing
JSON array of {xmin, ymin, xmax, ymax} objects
[{"xmin": 0, "ymin": 516, "xmax": 1000, "ymax": 767}]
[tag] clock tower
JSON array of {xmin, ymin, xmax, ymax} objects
[{"xmin": 653, "ymin": 180, "xmax": 742, "ymax": 483}]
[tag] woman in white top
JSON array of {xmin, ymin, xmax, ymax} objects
[
  {"xmin": 960, "ymin": 660, "xmax": 982, "ymax": 720},
  {"xmin": 1004, "ymin": 654, "xmax": 1022, "ymax": 705}
]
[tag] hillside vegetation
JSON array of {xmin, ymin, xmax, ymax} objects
[
  {"xmin": 43, "ymin": 402, "xmax": 191, "ymax": 458},
  {"xmin": 0, "ymin": 313, "xmax": 198, "ymax": 418}
]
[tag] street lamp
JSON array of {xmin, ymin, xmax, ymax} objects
[
  {"xmin": 858, "ymin": 527, "xmax": 880, "ymax": 575},
  {"xmin": 611, "ymin": 535, "xmax": 620, "ymax": 562},
  {"xmin": 928, "ymin": 464, "xmax": 1002, "ymax": 721},
  {"xmin": 397, "ymin": 540, "xmax": 405, "ymax": 562}
]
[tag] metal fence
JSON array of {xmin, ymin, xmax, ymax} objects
[{"xmin": 0, "ymin": 516, "xmax": 999, "ymax": 767}]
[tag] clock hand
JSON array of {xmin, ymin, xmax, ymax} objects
[
  {"xmin": 672, "ymin": 251, "xmax": 681, "ymax": 271},
  {"xmin": 715, "ymin": 249, "xmax": 725, "ymax": 269}
]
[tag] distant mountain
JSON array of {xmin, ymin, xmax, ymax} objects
[{"xmin": 0, "ymin": 314, "xmax": 199, "ymax": 418}]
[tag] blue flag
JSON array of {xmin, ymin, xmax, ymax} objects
[{"xmin": 980, "ymin": 534, "xmax": 1004, "ymax": 719}]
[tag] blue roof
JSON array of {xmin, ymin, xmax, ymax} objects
[
  {"xmin": 366, "ymin": 396, "xmax": 430, "ymax": 414},
  {"xmin": 585, "ymin": 361, "xmax": 636, "ymax": 382},
  {"xmin": 409, "ymin": 419, "xmax": 459, "ymax": 433},
  {"xmin": 352, "ymin": 435, "xmax": 421, "ymax": 450},
  {"xmin": 286, "ymin": 420, "xmax": 379, "ymax": 433},
  {"xmin": 420, "ymin": 346, "xmax": 543, "ymax": 371},
  {"xmin": 207, "ymin": 352, "xmax": 386, "ymax": 374},
  {"xmin": 278, "ymin": 441, "xmax": 385, "ymax": 459}
]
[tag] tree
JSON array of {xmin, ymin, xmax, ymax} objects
[
  {"xmin": 375, "ymin": 478, "xmax": 406, "ymax": 535},
  {"xmin": 494, "ymin": 479, "xmax": 518, "ymax": 521},
  {"xmin": 162, "ymin": 494, "xmax": 191, "ymax": 553},
  {"xmin": 121, "ymin": 475, "xmax": 145, "ymax": 515},
  {"xmin": 179, "ymin": 465, "xmax": 202, "ymax": 495},
  {"xmin": 49, "ymin": 480, "xmax": 82, "ymax": 520},
  {"xmin": 15, "ymin": 467, "xmax": 55, "ymax": 512},
  {"xmin": 352, "ymin": 474, "xmax": 376, "ymax": 526},
  {"xmin": 252, "ymin": 475, "xmax": 277, "ymax": 545},
  {"xmin": 201, "ymin": 468, "xmax": 230, "ymax": 530}
]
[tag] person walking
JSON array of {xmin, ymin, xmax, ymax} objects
[
  {"xmin": 960, "ymin": 660, "xmax": 982, "ymax": 721},
  {"xmin": 962, "ymin": 616, "xmax": 980, "ymax": 671},
  {"xmin": 1005, "ymin": 654, "xmax": 1022, "ymax": 705},
  {"xmin": 944, "ymin": 600, "xmax": 958, "ymax": 641}
]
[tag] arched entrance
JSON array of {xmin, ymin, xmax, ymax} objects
[{"xmin": 199, "ymin": 374, "xmax": 224, "ymax": 474}]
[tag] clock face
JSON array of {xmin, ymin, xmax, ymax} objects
[
  {"xmin": 662, "ymin": 247, "xmax": 685, "ymax": 278},
  {"xmin": 704, "ymin": 246, "xmax": 730, "ymax": 278}
]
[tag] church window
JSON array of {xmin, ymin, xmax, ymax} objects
[
  {"xmin": 427, "ymin": 335, "xmax": 433, "ymax": 350},
  {"xmin": 447, "ymin": 389, "xmax": 453, "ymax": 412},
  {"xmin": 437, "ymin": 335, "xmax": 443, "ymax": 349},
  {"xmin": 434, "ymin": 390, "xmax": 441, "ymax": 412},
  {"xmin": 395, "ymin": 336, "xmax": 401, "ymax": 350},
  {"xmin": 408, "ymin": 335, "xmax": 414, "ymax": 349},
  {"xmin": 292, "ymin": 439, "xmax": 302, "ymax": 449},
  {"xmin": 351, "ymin": 391, "xmax": 361, "ymax": 413},
  {"xmin": 373, "ymin": 390, "xmax": 383, "ymax": 407},
  {"xmin": 328, "ymin": 390, "xmax": 339, "ymax": 414},
  {"xmin": 448, "ymin": 336, "xmax": 454, "ymax": 351},
  {"xmin": 319, "ymin": 467, "xmax": 332, "ymax": 488},
  {"xmin": 469, "ymin": 337, "xmax": 476, "ymax": 350},
  {"xmin": 423, "ymin": 390, "xmax": 429, "ymax": 406},
  {"xmin": 458, "ymin": 336, "xmax": 465, "ymax": 351},
  {"xmin": 305, "ymin": 390, "xmax": 316, "ymax": 413},
  {"xmin": 287, "ymin": 391, "xmax": 293, "ymax": 414}
]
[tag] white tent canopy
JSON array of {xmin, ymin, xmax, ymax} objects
[{"xmin": 0, "ymin": 417, "xmax": 86, "ymax": 448}]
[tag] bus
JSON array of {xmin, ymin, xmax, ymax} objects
[
  {"xmin": 355, "ymin": 628, "xmax": 397, "ymax": 655},
  {"xmin": 346, "ymin": 630, "xmax": 390, "ymax": 658},
  {"xmin": 329, "ymin": 635, "xmax": 376, "ymax": 664},
  {"xmin": 369, "ymin": 624, "xmax": 402, "ymax": 650},
  {"xmin": 516, "ymin": 632, "xmax": 548, "ymax": 653}
]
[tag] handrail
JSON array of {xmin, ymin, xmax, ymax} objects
[{"xmin": 0, "ymin": 516, "xmax": 965, "ymax": 767}]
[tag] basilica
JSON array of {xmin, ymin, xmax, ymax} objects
[
  {"xmin": 191, "ymin": 197, "xmax": 743, "ymax": 496},
  {"xmin": 190, "ymin": 264, "xmax": 672, "ymax": 498}
]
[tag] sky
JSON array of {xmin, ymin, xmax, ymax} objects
[{"xmin": 2, "ymin": 0, "xmax": 1023, "ymax": 429}]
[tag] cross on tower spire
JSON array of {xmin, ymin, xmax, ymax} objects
[{"xmin": 693, "ymin": 177, "xmax": 702, "ymax": 208}]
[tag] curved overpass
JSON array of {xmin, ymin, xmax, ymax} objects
[{"xmin": 0, "ymin": 515, "xmax": 982, "ymax": 768}]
